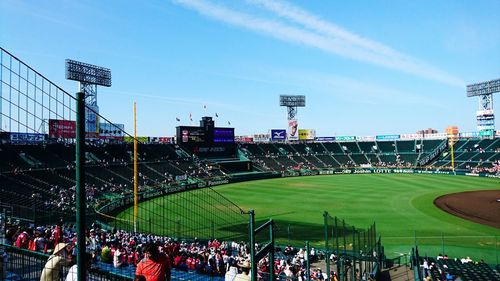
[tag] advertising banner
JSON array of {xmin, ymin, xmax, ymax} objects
[
  {"xmin": 149, "ymin": 137, "xmax": 173, "ymax": 143},
  {"xmin": 314, "ymin": 137, "xmax": 335, "ymax": 142},
  {"xmin": 99, "ymin": 123, "xmax": 124, "ymax": 139},
  {"xmin": 288, "ymin": 120, "xmax": 298, "ymax": 141},
  {"xmin": 158, "ymin": 137, "xmax": 172, "ymax": 143},
  {"xmin": 459, "ymin": 131, "xmax": 480, "ymax": 138},
  {"xmin": 356, "ymin": 136, "xmax": 375, "ymax": 141},
  {"xmin": 85, "ymin": 105, "xmax": 99, "ymax": 138},
  {"xmin": 479, "ymin": 130, "xmax": 494, "ymax": 137},
  {"xmin": 10, "ymin": 133, "xmax": 46, "ymax": 143},
  {"xmin": 423, "ymin": 133, "xmax": 447, "ymax": 140},
  {"xmin": 376, "ymin": 134, "xmax": 400, "ymax": 141},
  {"xmin": 49, "ymin": 119, "xmax": 76, "ymax": 138},
  {"xmin": 298, "ymin": 129, "xmax": 316, "ymax": 140},
  {"xmin": 400, "ymin": 134, "xmax": 421, "ymax": 140},
  {"xmin": 235, "ymin": 136, "xmax": 254, "ymax": 143},
  {"xmin": 336, "ymin": 136, "xmax": 356, "ymax": 141},
  {"xmin": 271, "ymin": 129, "xmax": 287, "ymax": 141},
  {"xmin": 123, "ymin": 136, "xmax": 149, "ymax": 143},
  {"xmin": 253, "ymin": 134, "xmax": 270, "ymax": 142}
]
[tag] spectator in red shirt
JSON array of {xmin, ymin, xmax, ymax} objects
[
  {"xmin": 136, "ymin": 243, "xmax": 171, "ymax": 281},
  {"xmin": 15, "ymin": 230, "xmax": 30, "ymax": 248},
  {"xmin": 52, "ymin": 223, "xmax": 63, "ymax": 246}
]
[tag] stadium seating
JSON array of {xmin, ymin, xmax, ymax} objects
[
  {"xmin": 0, "ymin": 143, "xmax": 213, "ymax": 214},
  {"xmin": 375, "ymin": 141, "xmax": 396, "ymax": 153},
  {"xmin": 421, "ymin": 257, "xmax": 500, "ymax": 281},
  {"xmin": 396, "ymin": 140, "xmax": 416, "ymax": 153},
  {"xmin": 241, "ymin": 140, "xmax": 425, "ymax": 171},
  {"xmin": 1, "ymin": 137, "xmax": 499, "ymax": 216},
  {"xmin": 429, "ymin": 138, "xmax": 499, "ymax": 171}
]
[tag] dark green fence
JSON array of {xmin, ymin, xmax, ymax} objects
[{"xmin": 324, "ymin": 211, "xmax": 381, "ymax": 281}]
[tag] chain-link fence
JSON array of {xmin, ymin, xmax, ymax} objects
[{"xmin": 324, "ymin": 211, "xmax": 381, "ymax": 281}]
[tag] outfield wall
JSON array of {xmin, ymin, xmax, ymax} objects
[{"xmin": 316, "ymin": 168, "xmax": 500, "ymax": 179}]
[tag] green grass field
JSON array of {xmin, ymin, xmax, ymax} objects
[{"xmin": 117, "ymin": 174, "xmax": 500, "ymax": 263}]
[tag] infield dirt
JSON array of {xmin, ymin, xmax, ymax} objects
[{"xmin": 434, "ymin": 190, "xmax": 500, "ymax": 229}]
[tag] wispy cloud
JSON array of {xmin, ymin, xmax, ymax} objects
[
  {"xmin": 248, "ymin": 65, "xmax": 444, "ymax": 107},
  {"xmin": 173, "ymin": 0, "xmax": 465, "ymax": 88}
]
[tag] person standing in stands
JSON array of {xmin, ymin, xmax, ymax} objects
[
  {"xmin": 14, "ymin": 228, "xmax": 30, "ymax": 249},
  {"xmin": 235, "ymin": 260, "xmax": 251, "ymax": 281},
  {"xmin": 225, "ymin": 259, "xmax": 238, "ymax": 281},
  {"xmin": 136, "ymin": 243, "xmax": 171, "ymax": 281},
  {"xmin": 40, "ymin": 243, "xmax": 72, "ymax": 281},
  {"xmin": 65, "ymin": 252, "xmax": 92, "ymax": 281},
  {"xmin": 52, "ymin": 221, "xmax": 63, "ymax": 246}
]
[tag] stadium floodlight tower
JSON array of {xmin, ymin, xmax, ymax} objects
[
  {"xmin": 66, "ymin": 59, "xmax": 111, "ymax": 281},
  {"xmin": 280, "ymin": 95, "xmax": 306, "ymax": 120},
  {"xmin": 466, "ymin": 78, "xmax": 500, "ymax": 134},
  {"xmin": 66, "ymin": 60, "xmax": 112, "ymax": 130}
]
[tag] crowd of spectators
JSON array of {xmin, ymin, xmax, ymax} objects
[
  {"xmin": 420, "ymin": 254, "xmax": 490, "ymax": 281},
  {"xmin": 4, "ymin": 220, "xmax": 334, "ymax": 281},
  {"xmin": 470, "ymin": 160, "xmax": 500, "ymax": 175},
  {"xmin": 1, "ymin": 142, "xmax": 218, "ymax": 214}
]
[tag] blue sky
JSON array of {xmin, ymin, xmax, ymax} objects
[{"xmin": 1, "ymin": 0, "xmax": 499, "ymax": 137}]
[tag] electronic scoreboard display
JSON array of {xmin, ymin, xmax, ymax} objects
[
  {"xmin": 213, "ymin": 128, "xmax": 234, "ymax": 143},
  {"xmin": 178, "ymin": 127, "xmax": 206, "ymax": 143},
  {"xmin": 176, "ymin": 118, "xmax": 235, "ymax": 157}
]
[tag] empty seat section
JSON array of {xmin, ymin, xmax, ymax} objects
[
  {"xmin": 396, "ymin": 140, "xmax": 416, "ymax": 152},
  {"xmin": 258, "ymin": 143, "xmax": 281, "ymax": 155},
  {"xmin": 357, "ymin": 141, "xmax": 376, "ymax": 153},
  {"xmin": 333, "ymin": 155, "xmax": 352, "ymax": 166},
  {"xmin": 375, "ymin": 141, "xmax": 396, "ymax": 153},
  {"xmin": 306, "ymin": 143, "xmax": 329, "ymax": 154},
  {"xmin": 322, "ymin": 142, "xmax": 344, "ymax": 153},
  {"xmin": 350, "ymin": 154, "xmax": 369, "ymax": 165},
  {"xmin": 341, "ymin": 142, "xmax": 360, "ymax": 153},
  {"xmin": 421, "ymin": 140, "xmax": 444, "ymax": 152}
]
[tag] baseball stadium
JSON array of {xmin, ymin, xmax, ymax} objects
[{"xmin": 1, "ymin": 1, "xmax": 500, "ymax": 281}]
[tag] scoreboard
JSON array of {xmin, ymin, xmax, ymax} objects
[
  {"xmin": 176, "ymin": 118, "xmax": 235, "ymax": 157},
  {"xmin": 178, "ymin": 127, "xmax": 206, "ymax": 143},
  {"xmin": 214, "ymin": 128, "xmax": 235, "ymax": 143}
]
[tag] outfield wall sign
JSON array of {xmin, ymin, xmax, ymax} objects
[
  {"xmin": 356, "ymin": 136, "xmax": 375, "ymax": 141},
  {"xmin": 271, "ymin": 129, "xmax": 287, "ymax": 141},
  {"xmin": 314, "ymin": 137, "xmax": 335, "ymax": 142},
  {"xmin": 336, "ymin": 136, "xmax": 356, "ymax": 141},
  {"xmin": 10, "ymin": 133, "xmax": 46, "ymax": 143},
  {"xmin": 298, "ymin": 129, "xmax": 315, "ymax": 140},
  {"xmin": 253, "ymin": 134, "xmax": 270, "ymax": 142},
  {"xmin": 376, "ymin": 134, "xmax": 400, "ymax": 140}
]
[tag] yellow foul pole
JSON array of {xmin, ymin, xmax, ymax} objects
[
  {"xmin": 134, "ymin": 102, "xmax": 138, "ymax": 232},
  {"xmin": 450, "ymin": 140, "xmax": 455, "ymax": 172}
]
